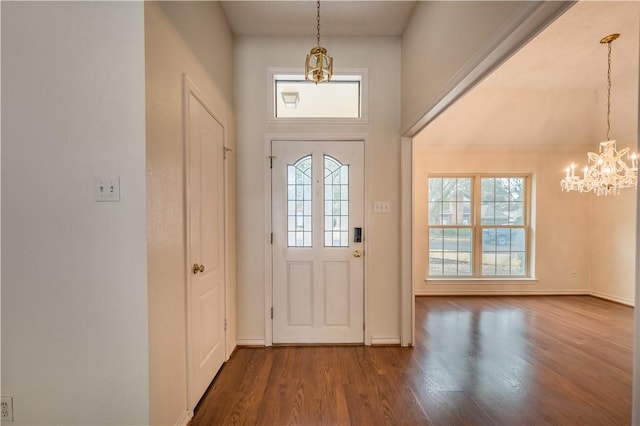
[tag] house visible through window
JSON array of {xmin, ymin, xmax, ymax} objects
[{"xmin": 428, "ymin": 175, "xmax": 531, "ymax": 278}]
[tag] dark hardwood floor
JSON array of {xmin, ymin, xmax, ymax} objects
[{"xmin": 191, "ymin": 296, "xmax": 633, "ymax": 425}]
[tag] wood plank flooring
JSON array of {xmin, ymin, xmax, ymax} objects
[{"xmin": 190, "ymin": 296, "xmax": 633, "ymax": 425}]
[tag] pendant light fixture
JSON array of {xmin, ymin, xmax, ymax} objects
[
  {"xmin": 561, "ymin": 33, "xmax": 637, "ymax": 196},
  {"xmin": 305, "ymin": 0, "xmax": 333, "ymax": 84}
]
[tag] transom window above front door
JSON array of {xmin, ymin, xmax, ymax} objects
[{"xmin": 270, "ymin": 71, "xmax": 368, "ymax": 122}]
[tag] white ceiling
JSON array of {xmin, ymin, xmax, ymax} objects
[{"xmin": 220, "ymin": 1, "xmax": 416, "ymax": 36}]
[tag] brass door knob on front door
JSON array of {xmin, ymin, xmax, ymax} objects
[
  {"xmin": 353, "ymin": 250, "xmax": 362, "ymax": 258},
  {"xmin": 192, "ymin": 263, "xmax": 205, "ymax": 274}
]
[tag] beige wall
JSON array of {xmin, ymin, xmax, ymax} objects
[
  {"xmin": 145, "ymin": 2, "xmax": 236, "ymax": 424},
  {"xmin": 1, "ymin": 2, "xmax": 149, "ymax": 424},
  {"xmin": 413, "ymin": 145, "xmax": 591, "ymax": 295},
  {"xmin": 234, "ymin": 36, "xmax": 402, "ymax": 344},
  {"xmin": 589, "ymin": 192, "xmax": 636, "ymax": 304},
  {"xmin": 412, "ymin": 5, "xmax": 638, "ymax": 303}
]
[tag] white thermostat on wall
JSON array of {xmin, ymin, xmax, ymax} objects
[{"xmin": 95, "ymin": 177, "xmax": 120, "ymax": 202}]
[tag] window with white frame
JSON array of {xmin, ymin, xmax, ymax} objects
[
  {"xmin": 427, "ymin": 175, "xmax": 531, "ymax": 278},
  {"xmin": 273, "ymin": 73, "xmax": 364, "ymax": 119}
]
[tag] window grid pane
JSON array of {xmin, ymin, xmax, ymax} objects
[
  {"xmin": 287, "ymin": 156, "xmax": 312, "ymax": 247},
  {"xmin": 324, "ymin": 155, "xmax": 349, "ymax": 247},
  {"xmin": 428, "ymin": 227, "xmax": 473, "ymax": 276},
  {"xmin": 480, "ymin": 177, "xmax": 525, "ymax": 225},
  {"xmin": 481, "ymin": 227, "xmax": 526, "ymax": 276},
  {"xmin": 428, "ymin": 177, "xmax": 472, "ymax": 226}
]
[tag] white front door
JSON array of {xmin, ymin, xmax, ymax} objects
[
  {"xmin": 272, "ymin": 140, "xmax": 364, "ymax": 344},
  {"xmin": 186, "ymin": 86, "xmax": 226, "ymax": 410}
]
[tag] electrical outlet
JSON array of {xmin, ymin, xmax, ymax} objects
[{"xmin": 1, "ymin": 396, "xmax": 14, "ymax": 422}]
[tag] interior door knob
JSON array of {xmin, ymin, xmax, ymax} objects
[
  {"xmin": 192, "ymin": 263, "xmax": 205, "ymax": 274},
  {"xmin": 353, "ymin": 250, "xmax": 362, "ymax": 258}
]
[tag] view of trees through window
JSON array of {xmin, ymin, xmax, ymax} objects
[{"xmin": 428, "ymin": 175, "xmax": 529, "ymax": 278}]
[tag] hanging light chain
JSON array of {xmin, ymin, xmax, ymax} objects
[
  {"xmin": 600, "ymin": 33, "xmax": 619, "ymax": 141},
  {"xmin": 316, "ymin": 0, "xmax": 321, "ymax": 46},
  {"xmin": 605, "ymin": 40, "xmax": 612, "ymax": 141}
]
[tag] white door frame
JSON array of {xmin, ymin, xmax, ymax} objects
[
  {"xmin": 183, "ymin": 75, "xmax": 228, "ymax": 413},
  {"xmin": 264, "ymin": 134, "xmax": 370, "ymax": 346},
  {"xmin": 400, "ymin": 136, "xmax": 414, "ymax": 347}
]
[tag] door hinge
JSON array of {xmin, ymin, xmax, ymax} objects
[
  {"xmin": 271, "ymin": 307, "xmax": 274, "ymax": 319},
  {"xmin": 268, "ymin": 155, "xmax": 275, "ymax": 169},
  {"xmin": 363, "ymin": 323, "xmax": 366, "ymax": 331},
  {"xmin": 224, "ymin": 318, "xmax": 228, "ymax": 331},
  {"xmin": 270, "ymin": 233, "xmax": 273, "ymax": 244},
  {"xmin": 223, "ymin": 146, "xmax": 232, "ymax": 159}
]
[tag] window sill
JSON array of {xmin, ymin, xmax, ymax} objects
[{"xmin": 425, "ymin": 277, "xmax": 538, "ymax": 285}]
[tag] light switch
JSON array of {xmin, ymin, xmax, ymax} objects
[
  {"xmin": 95, "ymin": 177, "xmax": 120, "ymax": 202},
  {"xmin": 374, "ymin": 201, "xmax": 391, "ymax": 213}
]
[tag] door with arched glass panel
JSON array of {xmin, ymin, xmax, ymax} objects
[{"xmin": 272, "ymin": 140, "xmax": 364, "ymax": 343}]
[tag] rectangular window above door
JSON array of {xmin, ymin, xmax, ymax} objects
[{"xmin": 269, "ymin": 70, "xmax": 368, "ymax": 123}]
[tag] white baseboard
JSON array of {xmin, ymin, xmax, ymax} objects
[
  {"xmin": 238, "ymin": 338, "xmax": 407, "ymax": 346},
  {"xmin": 415, "ymin": 289, "xmax": 588, "ymax": 296},
  {"xmin": 414, "ymin": 290, "xmax": 635, "ymax": 307},
  {"xmin": 371, "ymin": 337, "xmax": 401, "ymax": 345},
  {"xmin": 236, "ymin": 338, "xmax": 266, "ymax": 346},
  {"xmin": 589, "ymin": 291, "xmax": 635, "ymax": 307},
  {"xmin": 175, "ymin": 409, "xmax": 191, "ymax": 426}
]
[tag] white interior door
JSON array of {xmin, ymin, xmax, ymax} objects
[
  {"xmin": 186, "ymin": 87, "xmax": 226, "ymax": 411},
  {"xmin": 272, "ymin": 140, "xmax": 364, "ymax": 343}
]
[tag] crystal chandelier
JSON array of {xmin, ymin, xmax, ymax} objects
[
  {"xmin": 305, "ymin": 0, "xmax": 333, "ymax": 84},
  {"xmin": 561, "ymin": 33, "xmax": 637, "ymax": 196}
]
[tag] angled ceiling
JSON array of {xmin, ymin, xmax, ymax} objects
[
  {"xmin": 483, "ymin": 1, "xmax": 639, "ymax": 91},
  {"xmin": 416, "ymin": 1, "xmax": 640, "ymax": 148}
]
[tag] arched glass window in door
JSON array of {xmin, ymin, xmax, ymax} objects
[
  {"xmin": 324, "ymin": 155, "xmax": 349, "ymax": 247},
  {"xmin": 287, "ymin": 155, "xmax": 312, "ymax": 247}
]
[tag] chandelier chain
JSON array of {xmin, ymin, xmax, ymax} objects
[
  {"xmin": 606, "ymin": 41, "xmax": 612, "ymax": 141},
  {"xmin": 316, "ymin": 0, "xmax": 321, "ymax": 46}
]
